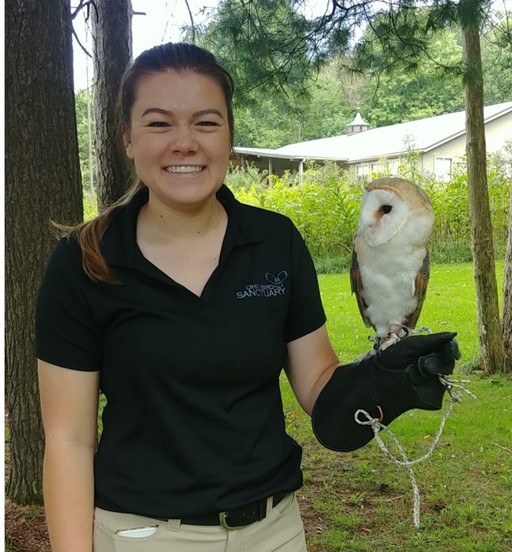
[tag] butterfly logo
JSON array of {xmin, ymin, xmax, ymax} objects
[{"xmin": 265, "ymin": 271, "xmax": 288, "ymax": 287}]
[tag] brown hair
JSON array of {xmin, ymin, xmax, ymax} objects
[{"xmin": 71, "ymin": 43, "xmax": 235, "ymax": 283}]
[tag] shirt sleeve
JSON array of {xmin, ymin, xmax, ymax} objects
[
  {"xmin": 284, "ymin": 221, "xmax": 327, "ymax": 342},
  {"xmin": 35, "ymin": 236, "xmax": 102, "ymax": 371}
]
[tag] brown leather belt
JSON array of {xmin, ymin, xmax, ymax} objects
[{"xmin": 156, "ymin": 492, "xmax": 289, "ymax": 529}]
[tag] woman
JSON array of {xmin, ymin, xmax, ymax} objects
[{"xmin": 37, "ymin": 42, "xmax": 458, "ymax": 552}]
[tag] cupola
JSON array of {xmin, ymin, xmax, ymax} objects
[{"xmin": 347, "ymin": 112, "xmax": 370, "ymax": 135}]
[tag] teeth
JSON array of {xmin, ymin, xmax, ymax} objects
[{"xmin": 165, "ymin": 165, "xmax": 204, "ymax": 174}]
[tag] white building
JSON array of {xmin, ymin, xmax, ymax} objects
[{"xmin": 233, "ymin": 102, "xmax": 512, "ymax": 180}]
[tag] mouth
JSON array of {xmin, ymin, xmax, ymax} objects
[{"xmin": 164, "ymin": 165, "xmax": 205, "ymax": 174}]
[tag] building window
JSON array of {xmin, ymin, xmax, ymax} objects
[
  {"xmin": 370, "ymin": 162, "xmax": 382, "ymax": 175},
  {"xmin": 388, "ymin": 159, "xmax": 399, "ymax": 175},
  {"xmin": 435, "ymin": 157, "xmax": 452, "ymax": 181},
  {"xmin": 356, "ymin": 164, "xmax": 370, "ymax": 177}
]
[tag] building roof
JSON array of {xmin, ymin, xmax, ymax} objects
[{"xmin": 234, "ymin": 102, "xmax": 512, "ymax": 163}]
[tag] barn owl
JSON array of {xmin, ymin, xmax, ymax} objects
[{"xmin": 350, "ymin": 177, "xmax": 434, "ymax": 349}]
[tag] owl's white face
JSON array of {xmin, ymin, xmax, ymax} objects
[{"xmin": 359, "ymin": 188, "xmax": 409, "ymax": 246}]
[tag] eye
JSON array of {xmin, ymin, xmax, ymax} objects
[
  {"xmin": 148, "ymin": 121, "xmax": 169, "ymax": 128},
  {"xmin": 197, "ymin": 120, "xmax": 220, "ymax": 127},
  {"xmin": 381, "ymin": 205, "xmax": 393, "ymax": 214}
]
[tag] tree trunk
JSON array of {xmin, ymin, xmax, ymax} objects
[
  {"xmin": 93, "ymin": 0, "xmax": 133, "ymax": 210},
  {"xmin": 502, "ymin": 180, "xmax": 512, "ymax": 373},
  {"xmin": 460, "ymin": 0, "xmax": 507, "ymax": 374},
  {"xmin": 5, "ymin": 0, "xmax": 83, "ymax": 504}
]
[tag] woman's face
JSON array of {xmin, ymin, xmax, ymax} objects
[{"xmin": 124, "ymin": 70, "xmax": 231, "ymax": 212}]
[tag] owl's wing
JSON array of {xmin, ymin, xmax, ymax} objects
[
  {"xmin": 405, "ymin": 250, "xmax": 430, "ymax": 330},
  {"xmin": 350, "ymin": 247, "xmax": 374, "ymax": 329}
]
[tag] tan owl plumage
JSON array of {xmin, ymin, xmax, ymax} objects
[{"xmin": 350, "ymin": 177, "xmax": 434, "ymax": 349}]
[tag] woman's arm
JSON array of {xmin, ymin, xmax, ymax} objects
[
  {"xmin": 285, "ymin": 324, "xmax": 339, "ymax": 415},
  {"xmin": 38, "ymin": 360, "xmax": 100, "ymax": 552}
]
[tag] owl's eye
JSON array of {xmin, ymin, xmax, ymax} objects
[{"xmin": 381, "ymin": 205, "xmax": 393, "ymax": 214}]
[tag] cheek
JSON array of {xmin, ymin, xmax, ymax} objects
[
  {"xmin": 130, "ymin": 136, "xmax": 164, "ymax": 164},
  {"xmin": 205, "ymin": 130, "xmax": 231, "ymax": 160}
]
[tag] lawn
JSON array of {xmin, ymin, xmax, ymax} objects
[
  {"xmin": 6, "ymin": 262, "xmax": 511, "ymax": 552},
  {"xmin": 285, "ymin": 261, "xmax": 512, "ymax": 551}
]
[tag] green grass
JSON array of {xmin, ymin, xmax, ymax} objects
[{"xmin": 281, "ymin": 261, "xmax": 511, "ymax": 551}]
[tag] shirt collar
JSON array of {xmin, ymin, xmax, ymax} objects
[{"xmin": 102, "ymin": 184, "xmax": 266, "ymax": 268}]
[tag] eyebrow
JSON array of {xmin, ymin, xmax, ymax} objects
[{"xmin": 141, "ymin": 107, "xmax": 225, "ymax": 119}]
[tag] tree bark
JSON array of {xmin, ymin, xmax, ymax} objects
[
  {"xmin": 93, "ymin": 0, "xmax": 133, "ymax": 210},
  {"xmin": 460, "ymin": 0, "xmax": 507, "ymax": 374},
  {"xmin": 5, "ymin": 0, "xmax": 83, "ymax": 504},
  {"xmin": 502, "ymin": 180, "xmax": 512, "ymax": 373}
]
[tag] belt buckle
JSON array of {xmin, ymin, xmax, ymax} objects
[
  {"xmin": 219, "ymin": 511, "xmax": 238, "ymax": 530},
  {"xmin": 220, "ymin": 498, "xmax": 268, "ymax": 529}
]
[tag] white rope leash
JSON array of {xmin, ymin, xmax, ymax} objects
[{"xmin": 354, "ymin": 376, "xmax": 476, "ymax": 529}]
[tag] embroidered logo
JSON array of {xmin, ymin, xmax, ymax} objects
[{"xmin": 236, "ymin": 271, "xmax": 288, "ymax": 299}]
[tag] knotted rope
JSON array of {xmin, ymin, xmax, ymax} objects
[{"xmin": 354, "ymin": 376, "xmax": 476, "ymax": 529}]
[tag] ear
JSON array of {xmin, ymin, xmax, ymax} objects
[{"xmin": 122, "ymin": 128, "xmax": 134, "ymax": 160}]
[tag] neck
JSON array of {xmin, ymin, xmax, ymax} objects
[{"xmin": 139, "ymin": 193, "xmax": 226, "ymax": 241}]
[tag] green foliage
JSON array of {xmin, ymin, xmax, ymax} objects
[
  {"xmin": 424, "ymin": 152, "xmax": 511, "ymax": 261},
  {"xmin": 234, "ymin": 100, "xmax": 302, "ymax": 148},
  {"xmin": 83, "ymin": 190, "xmax": 98, "ymax": 221},
  {"xmin": 196, "ymin": 0, "xmax": 318, "ymax": 108},
  {"xmin": 75, "ymin": 90, "xmax": 96, "ymax": 192},
  {"xmin": 482, "ymin": 15, "xmax": 512, "ymax": 103},
  {"xmin": 360, "ymin": 26, "xmax": 466, "ymax": 127},
  {"xmin": 228, "ymin": 160, "xmax": 510, "ymax": 271},
  {"xmin": 232, "ymin": 58, "xmax": 364, "ymax": 147}
]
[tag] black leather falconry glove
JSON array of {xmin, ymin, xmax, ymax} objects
[{"xmin": 312, "ymin": 332, "xmax": 460, "ymax": 452}]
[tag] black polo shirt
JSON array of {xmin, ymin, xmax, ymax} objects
[{"xmin": 36, "ymin": 184, "xmax": 326, "ymax": 518}]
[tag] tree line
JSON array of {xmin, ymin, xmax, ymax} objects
[{"xmin": 5, "ymin": 0, "xmax": 512, "ymax": 514}]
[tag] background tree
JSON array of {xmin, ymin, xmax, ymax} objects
[
  {"xmin": 5, "ymin": 0, "xmax": 83, "ymax": 504},
  {"xmin": 360, "ymin": 26, "xmax": 465, "ymax": 126},
  {"xmin": 197, "ymin": 0, "xmax": 320, "ymax": 108},
  {"xmin": 233, "ymin": 60, "xmax": 357, "ymax": 147},
  {"xmin": 503, "ymin": 172, "xmax": 512, "ymax": 367},
  {"xmin": 460, "ymin": 0, "xmax": 508, "ymax": 374},
  {"xmin": 93, "ymin": 0, "xmax": 133, "ymax": 209}
]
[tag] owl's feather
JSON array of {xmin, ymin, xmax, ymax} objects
[
  {"xmin": 405, "ymin": 251, "xmax": 430, "ymax": 330},
  {"xmin": 350, "ymin": 248, "xmax": 372, "ymax": 329}
]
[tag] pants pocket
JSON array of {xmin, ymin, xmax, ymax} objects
[{"xmin": 93, "ymin": 508, "xmax": 163, "ymax": 551}]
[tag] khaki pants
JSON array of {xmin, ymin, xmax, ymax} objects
[{"xmin": 93, "ymin": 493, "xmax": 308, "ymax": 552}]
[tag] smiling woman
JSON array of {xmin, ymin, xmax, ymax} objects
[
  {"xmin": 36, "ymin": 42, "xmax": 329, "ymax": 552},
  {"xmin": 36, "ymin": 41, "xmax": 459, "ymax": 552}
]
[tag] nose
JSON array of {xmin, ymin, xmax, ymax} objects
[{"xmin": 171, "ymin": 125, "xmax": 198, "ymax": 154}]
